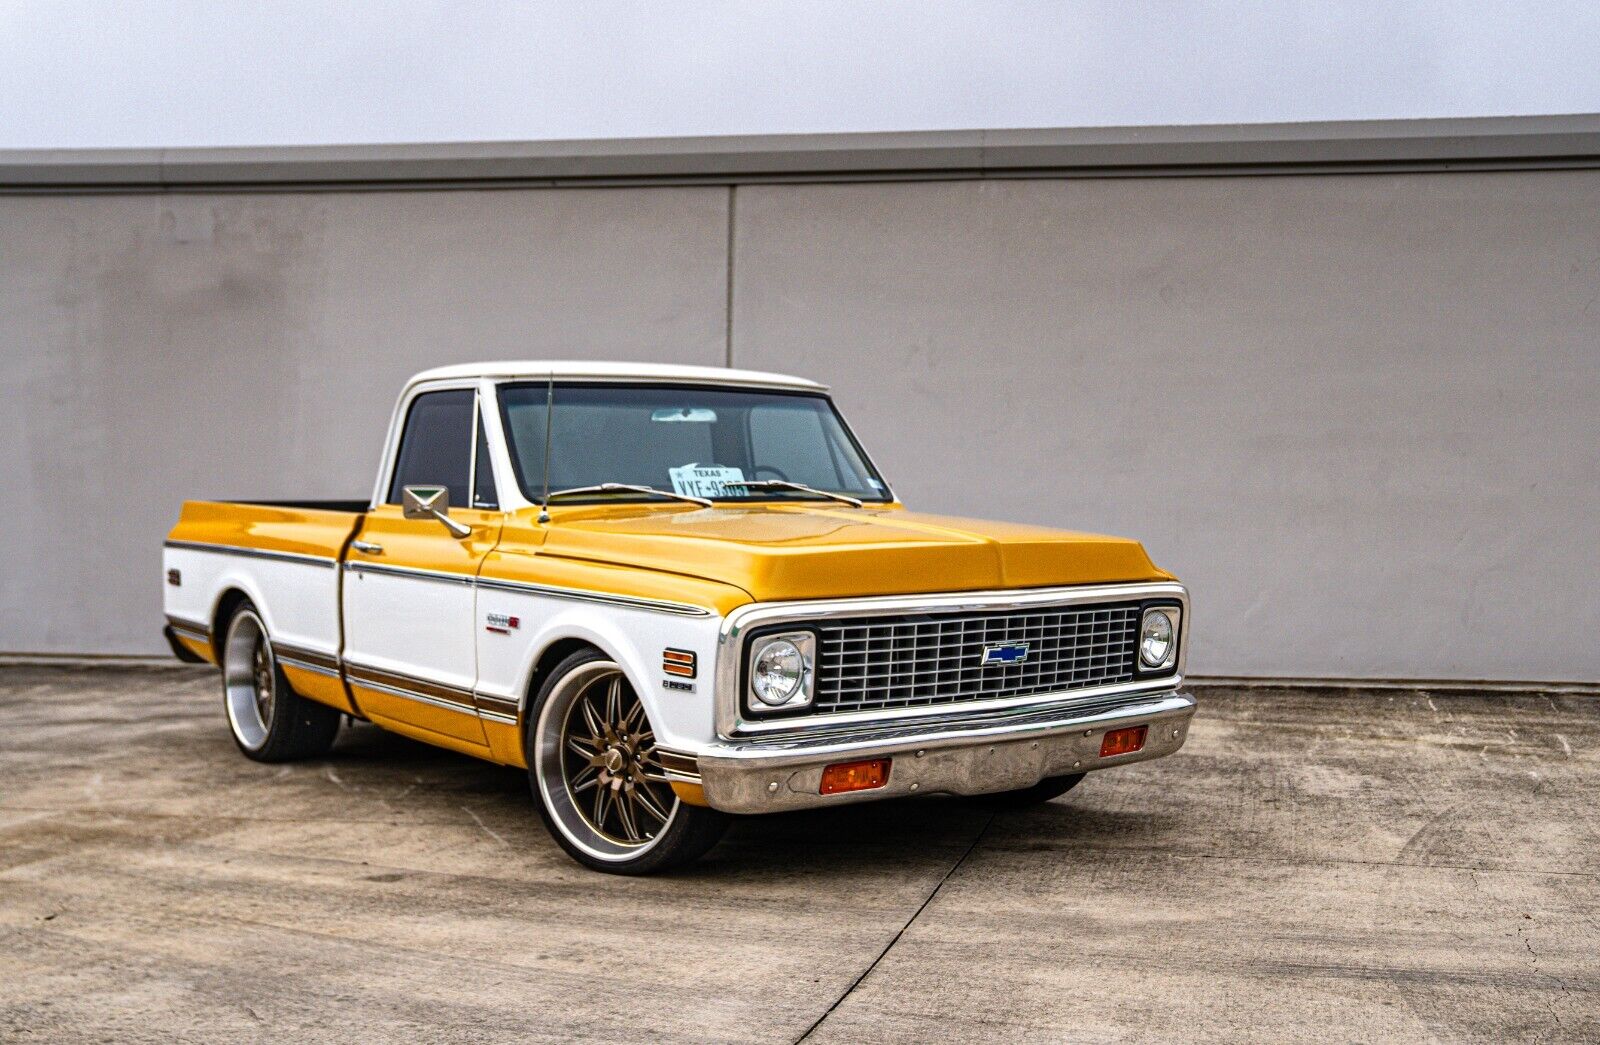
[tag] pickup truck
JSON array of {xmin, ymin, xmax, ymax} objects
[{"xmin": 163, "ymin": 361, "xmax": 1194, "ymax": 874}]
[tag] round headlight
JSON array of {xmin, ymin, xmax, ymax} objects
[
  {"xmin": 1140, "ymin": 610, "xmax": 1175, "ymax": 668},
  {"xmin": 752, "ymin": 639, "xmax": 805, "ymax": 706}
]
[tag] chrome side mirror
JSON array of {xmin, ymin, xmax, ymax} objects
[{"xmin": 402, "ymin": 485, "xmax": 472, "ymax": 539}]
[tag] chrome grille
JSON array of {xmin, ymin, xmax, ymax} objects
[{"xmin": 811, "ymin": 602, "xmax": 1141, "ymax": 713}]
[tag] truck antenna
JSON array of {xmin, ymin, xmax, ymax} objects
[{"xmin": 538, "ymin": 376, "xmax": 554, "ymax": 524}]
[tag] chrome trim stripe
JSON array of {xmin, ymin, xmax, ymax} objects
[
  {"xmin": 164, "ymin": 614, "xmax": 210, "ymax": 640},
  {"xmin": 344, "ymin": 661, "xmax": 479, "ymax": 711},
  {"xmin": 714, "ymin": 581, "xmax": 1189, "ymax": 739},
  {"xmin": 164, "ymin": 540, "xmax": 337, "ymax": 568},
  {"xmin": 342, "ymin": 562, "xmax": 710, "ymax": 616},
  {"xmin": 348, "ymin": 676, "xmax": 478, "ymax": 716},
  {"xmin": 272, "ymin": 641, "xmax": 339, "ymax": 671},
  {"xmin": 169, "ymin": 542, "xmax": 711, "ymax": 616},
  {"xmin": 278, "ymin": 657, "xmax": 341, "ymax": 679},
  {"xmin": 344, "ymin": 561, "xmax": 476, "ymax": 586},
  {"xmin": 475, "ymin": 576, "xmax": 713, "ymax": 617},
  {"xmin": 473, "ymin": 692, "xmax": 521, "ymax": 717},
  {"xmin": 655, "ymin": 748, "xmax": 701, "ymax": 781},
  {"xmin": 479, "ymin": 709, "xmax": 519, "ymax": 725}
]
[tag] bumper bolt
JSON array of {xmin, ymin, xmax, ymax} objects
[
  {"xmin": 767, "ymin": 781, "xmax": 779, "ymax": 793},
  {"xmin": 909, "ymin": 782, "xmax": 919, "ymax": 791},
  {"xmin": 915, "ymin": 749, "xmax": 925, "ymax": 758}
]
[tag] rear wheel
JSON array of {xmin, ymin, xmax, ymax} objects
[
  {"xmin": 975, "ymin": 773, "xmax": 1085, "ymax": 809},
  {"xmin": 221, "ymin": 602, "xmax": 340, "ymax": 762},
  {"xmin": 528, "ymin": 649, "xmax": 728, "ymax": 874}
]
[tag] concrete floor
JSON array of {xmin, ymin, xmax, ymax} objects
[{"xmin": 0, "ymin": 665, "xmax": 1595, "ymax": 1043}]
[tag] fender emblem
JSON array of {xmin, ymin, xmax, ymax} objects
[{"xmin": 486, "ymin": 613, "xmax": 520, "ymax": 634}]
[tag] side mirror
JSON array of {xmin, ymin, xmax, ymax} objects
[{"xmin": 402, "ymin": 485, "xmax": 472, "ymax": 539}]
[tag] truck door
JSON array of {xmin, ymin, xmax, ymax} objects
[{"xmin": 342, "ymin": 386, "xmax": 504, "ymax": 748}]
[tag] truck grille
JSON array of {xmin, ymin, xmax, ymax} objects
[{"xmin": 812, "ymin": 602, "xmax": 1141, "ymax": 714}]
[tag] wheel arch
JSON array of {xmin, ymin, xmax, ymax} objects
[
  {"xmin": 209, "ymin": 586, "xmax": 257, "ymax": 662},
  {"xmin": 521, "ymin": 636, "xmax": 603, "ymax": 718},
  {"xmin": 513, "ymin": 614, "xmax": 664, "ymax": 730}
]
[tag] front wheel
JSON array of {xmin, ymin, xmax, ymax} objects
[
  {"xmin": 220, "ymin": 601, "xmax": 340, "ymax": 763},
  {"xmin": 528, "ymin": 649, "xmax": 728, "ymax": 875}
]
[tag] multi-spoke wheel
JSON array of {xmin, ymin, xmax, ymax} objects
[
  {"xmin": 529, "ymin": 648, "xmax": 729, "ymax": 874},
  {"xmin": 220, "ymin": 600, "xmax": 340, "ymax": 763}
]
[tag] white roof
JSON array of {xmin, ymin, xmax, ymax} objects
[{"xmin": 407, "ymin": 360, "xmax": 827, "ymax": 393}]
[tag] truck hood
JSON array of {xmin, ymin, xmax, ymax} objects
[{"xmin": 536, "ymin": 504, "xmax": 1170, "ymax": 601}]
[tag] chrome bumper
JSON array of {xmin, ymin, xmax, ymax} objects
[{"xmin": 690, "ymin": 690, "xmax": 1196, "ymax": 814}]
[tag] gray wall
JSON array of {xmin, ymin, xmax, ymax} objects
[{"xmin": 4, "ymin": 170, "xmax": 1598, "ymax": 681}]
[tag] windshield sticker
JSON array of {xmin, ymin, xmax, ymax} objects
[
  {"xmin": 651, "ymin": 407, "xmax": 718, "ymax": 423},
  {"xmin": 669, "ymin": 463, "xmax": 745, "ymax": 499}
]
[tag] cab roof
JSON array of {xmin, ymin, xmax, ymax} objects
[{"xmin": 406, "ymin": 360, "xmax": 828, "ymax": 393}]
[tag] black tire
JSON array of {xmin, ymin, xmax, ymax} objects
[
  {"xmin": 219, "ymin": 600, "xmax": 341, "ymax": 763},
  {"xmin": 527, "ymin": 648, "xmax": 729, "ymax": 875},
  {"xmin": 975, "ymin": 773, "xmax": 1086, "ymax": 809}
]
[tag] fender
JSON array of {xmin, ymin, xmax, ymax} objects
[
  {"xmin": 514, "ymin": 608, "xmax": 663, "ymax": 722},
  {"xmin": 209, "ymin": 570, "xmax": 270, "ymax": 642},
  {"xmin": 497, "ymin": 599, "xmax": 726, "ymax": 756}
]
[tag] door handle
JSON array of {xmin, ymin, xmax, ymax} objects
[{"xmin": 352, "ymin": 540, "xmax": 383, "ymax": 555}]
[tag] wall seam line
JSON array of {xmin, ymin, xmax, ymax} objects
[{"xmin": 724, "ymin": 184, "xmax": 736, "ymax": 368}]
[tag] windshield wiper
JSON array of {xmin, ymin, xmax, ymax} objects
[
  {"xmin": 725, "ymin": 480, "xmax": 865, "ymax": 508},
  {"xmin": 543, "ymin": 483, "xmax": 713, "ymax": 508}
]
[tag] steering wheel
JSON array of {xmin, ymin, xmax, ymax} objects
[{"xmin": 753, "ymin": 465, "xmax": 790, "ymax": 482}]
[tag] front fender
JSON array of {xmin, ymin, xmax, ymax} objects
[{"xmin": 472, "ymin": 593, "xmax": 727, "ymax": 756}]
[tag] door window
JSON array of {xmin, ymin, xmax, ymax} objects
[{"xmin": 387, "ymin": 389, "xmax": 474, "ymax": 507}]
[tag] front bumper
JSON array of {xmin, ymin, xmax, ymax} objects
[{"xmin": 688, "ymin": 690, "xmax": 1196, "ymax": 814}]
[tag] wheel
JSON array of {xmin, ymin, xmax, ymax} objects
[
  {"xmin": 221, "ymin": 601, "xmax": 341, "ymax": 763},
  {"xmin": 975, "ymin": 773, "xmax": 1086, "ymax": 809},
  {"xmin": 528, "ymin": 648, "xmax": 729, "ymax": 875}
]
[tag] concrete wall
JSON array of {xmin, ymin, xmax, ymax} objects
[
  {"xmin": 733, "ymin": 174, "xmax": 1600, "ymax": 682},
  {"xmin": 1, "ymin": 188, "xmax": 730, "ymax": 654},
  {"xmin": 4, "ymin": 168, "xmax": 1598, "ymax": 681}
]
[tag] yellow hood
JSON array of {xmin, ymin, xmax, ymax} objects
[{"xmin": 536, "ymin": 504, "xmax": 1170, "ymax": 601}]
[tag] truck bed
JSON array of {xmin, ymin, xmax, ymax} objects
[{"xmin": 162, "ymin": 500, "xmax": 367, "ymax": 678}]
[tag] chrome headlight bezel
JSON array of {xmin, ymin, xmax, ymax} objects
[
  {"xmin": 1137, "ymin": 605, "xmax": 1181, "ymax": 674},
  {"xmin": 744, "ymin": 630, "xmax": 817, "ymax": 714}
]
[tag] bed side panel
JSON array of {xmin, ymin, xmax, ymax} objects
[{"xmin": 162, "ymin": 501, "xmax": 360, "ymax": 708}]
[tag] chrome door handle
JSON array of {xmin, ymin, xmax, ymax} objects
[{"xmin": 352, "ymin": 540, "xmax": 383, "ymax": 555}]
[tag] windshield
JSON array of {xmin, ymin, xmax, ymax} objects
[{"xmin": 499, "ymin": 383, "xmax": 890, "ymax": 504}]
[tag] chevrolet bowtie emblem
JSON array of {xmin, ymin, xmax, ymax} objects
[{"xmin": 981, "ymin": 643, "xmax": 1029, "ymax": 665}]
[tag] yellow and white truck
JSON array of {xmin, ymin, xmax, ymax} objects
[{"xmin": 164, "ymin": 362, "xmax": 1194, "ymax": 873}]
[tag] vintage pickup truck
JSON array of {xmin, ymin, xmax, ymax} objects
[{"xmin": 163, "ymin": 362, "xmax": 1193, "ymax": 873}]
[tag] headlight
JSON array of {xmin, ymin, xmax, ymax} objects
[
  {"xmin": 748, "ymin": 632, "xmax": 816, "ymax": 711},
  {"xmin": 1139, "ymin": 608, "xmax": 1179, "ymax": 671}
]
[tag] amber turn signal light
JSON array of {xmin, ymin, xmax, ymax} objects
[
  {"xmin": 1100, "ymin": 725, "xmax": 1147, "ymax": 758},
  {"xmin": 819, "ymin": 758, "xmax": 891, "ymax": 795}
]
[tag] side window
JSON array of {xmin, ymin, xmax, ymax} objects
[
  {"xmin": 387, "ymin": 389, "xmax": 474, "ymax": 507},
  {"xmin": 472, "ymin": 410, "xmax": 498, "ymax": 510}
]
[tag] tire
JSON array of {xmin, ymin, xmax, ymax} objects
[
  {"xmin": 220, "ymin": 601, "xmax": 341, "ymax": 763},
  {"xmin": 527, "ymin": 648, "xmax": 729, "ymax": 875},
  {"xmin": 975, "ymin": 773, "xmax": 1086, "ymax": 809}
]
